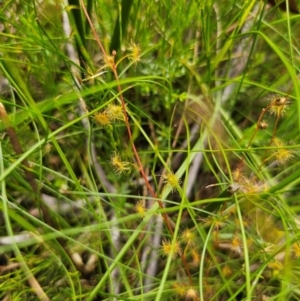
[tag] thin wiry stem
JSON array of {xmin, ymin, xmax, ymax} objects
[
  {"xmin": 246, "ymin": 108, "xmax": 268, "ymax": 149},
  {"xmin": 79, "ymin": 0, "xmax": 173, "ymax": 231},
  {"xmin": 79, "ymin": 0, "xmax": 193, "ymax": 283},
  {"xmin": 62, "ymin": 4, "xmax": 122, "ymax": 293}
]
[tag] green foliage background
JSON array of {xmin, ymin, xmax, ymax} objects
[{"xmin": 1, "ymin": 0, "xmax": 300, "ymax": 300}]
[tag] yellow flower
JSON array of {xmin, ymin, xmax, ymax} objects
[
  {"xmin": 181, "ymin": 228, "xmax": 197, "ymax": 246},
  {"xmin": 230, "ymin": 235, "xmax": 242, "ymax": 254},
  {"xmin": 271, "ymin": 138, "xmax": 294, "ymax": 164},
  {"xmin": 93, "ymin": 112, "xmax": 111, "ymax": 127},
  {"xmin": 134, "ymin": 200, "xmax": 146, "ymax": 218},
  {"xmin": 162, "ymin": 171, "xmax": 181, "ymax": 192},
  {"xmin": 160, "ymin": 239, "xmax": 181, "ymax": 258},
  {"xmin": 105, "ymin": 104, "xmax": 124, "ymax": 121},
  {"xmin": 268, "ymin": 96, "xmax": 288, "ymax": 117},
  {"xmin": 110, "ymin": 151, "xmax": 131, "ymax": 175},
  {"xmin": 273, "ymin": 148, "xmax": 294, "ymax": 164},
  {"xmin": 128, "ymin": 40, "xmax": 141, "ymax": 65}
]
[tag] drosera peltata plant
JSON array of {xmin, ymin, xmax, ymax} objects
[
  {"xmin": 2, "ymin": 0, "xmax": 300, "ymax": 300},
  {"xmin": 90, "ymin": 33, "xmax": 300, "ymax": 299}
]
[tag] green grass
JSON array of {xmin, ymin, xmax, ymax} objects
[{"xmin": 1, "ymin": 0, "xmax": 300, "ymax": 300}]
